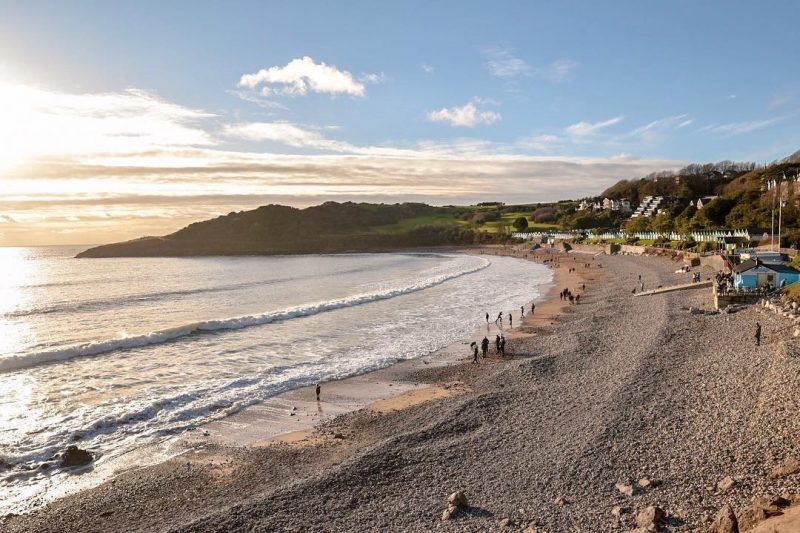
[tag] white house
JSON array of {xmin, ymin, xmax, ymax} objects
[{"xmin": 696, "ymin": 196, "xmax": 718, "ymax": 209}]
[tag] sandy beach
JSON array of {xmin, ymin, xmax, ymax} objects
[{"xmin": 7, "ymin": 246, "xmax": 800, "ymax": 532}]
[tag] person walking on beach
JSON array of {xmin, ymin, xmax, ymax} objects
[
  {"xmin": 500, "ymin": 335, "xmax": 506, "ymax": 357},
  {"xmin": 531, "ymin": 302, "xmax": 536, "ymax": 315},
  {"xmin": 496, "ymin": 311, "xmax": 503, "ymax": 325},
  {"xmin": 316, "ymin": 383, "xmax": 321, "ymax": 401},
  {"xmin": 495, "ymin": 334, "xmax": 501, "ymax": 354},
  {"xmin": 576, "ymin": 294, "xmax": 580, "ymax": 304},
  {"xmin": 755, "ymin": 322, "xmax": 762, "ymax": 346},
  {"xmin": 471, "ymin": 342, "xmax": 479, "ymax": 363},
  {"xmin": 481, "ymin": 336, "xmax": 489, "ymax": 358},
  {"xmin": 485, "ymin": 312, "xmax": 489, "ymax": 324},
  {"xmin": 520, "ymin": 305, "xmax": 525, "ymax": 318},
  {"xmin": 509, "ymin": 314, "xmax": 513, "ymax": 328}
]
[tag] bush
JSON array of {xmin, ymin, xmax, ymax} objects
[
  {"xmin": 512, "ymin": 216, "xmax": 529, "ymax": 231},
  {"xmin": 697, "ymin": 241, "xmax": 718, "ymax": 253},
  {"xmin": 532, "ymin": 206, "xmax": 558, "ymax": 223}
]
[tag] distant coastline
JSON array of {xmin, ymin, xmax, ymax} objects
[{"xmin": 76, "ymin": 202, "xmax": 515, "ymax": 258}]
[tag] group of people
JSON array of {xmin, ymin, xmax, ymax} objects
[
  {"xmin": 471, "ymin": 334, "xmax": 507, "ymax": 363},
  {"xmin": 559, "ymin": 288, "xmax": 580, "ymax": 304},
  {"xmin": 486, "ymin": 302, "xmax": 537, "ymax": 328}
]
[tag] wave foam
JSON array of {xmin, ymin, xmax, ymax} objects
[{"xmin": 0, "ymin": 256, "xmax": 489, "ymax": 373}]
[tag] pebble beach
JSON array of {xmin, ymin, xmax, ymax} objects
[{"xmin": 7, "ymin": 248, "xmax": 800, "ymax": 532}]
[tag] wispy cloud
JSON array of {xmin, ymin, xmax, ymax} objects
[
  {"xmin": 545, "ymin": 58, "xmax": 580, "ymax": 82},
  {"xmin": 625, "ymin": 114, "xmax": 693, "ymax": 143},
  {"xmin": 426, "ymin": 100, "xmax": 502, "ymax": 127},
  {"xmin": 565, "ymin": 116, "xmax": 624, "ymax": 139},
  {"xmin": 481, "ymin": 47, "xmax": 580, "ymax": 82},
  {"xmin": 768, "ymin": 90, "xmax": 797, "ymax": 110},
  {"xmin": 222, "ymin": 121, "xmax": 355, "ymax": 151},
  {"xmin": 0, "ymin": 83, "xmax": 214, "ymax": 171},
  {"xmin": 421, "ymin": 63, "xmax": 435, "ymax": 74},
  {"xmin": 482, "ymin": 46, "xmax": 532, "ymax": 78},
  {"xmin": 358, "ymin": 72, "xmax": 386, "ymax": 85},
  {"xmin": 516, "ymin": 134, "xmax": 565, "ymax": 153},
  {"xmin": 238, "ymin": 56, "xmax": 370, "ymax": 97},
  {"xmin": 697, "ymin": 114, "xmax": 791, "ymax": 136}
]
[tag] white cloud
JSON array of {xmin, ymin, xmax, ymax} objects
[
  {"xmin": 427, "ymin": 101, "xmax": 502, "ymax": 128},
  {"xmin": 481, "ymin": 47, "xmax": 579, "ymax": 82},
  {"xmin": 421, "ymin": 63, "xmax": 435, "ymax": 74},
  {"xmin": 565, "ymin": 116, "xmax": 624, "ymax": 139},
  {"xmin": 627, "ymin": 114, "xmax": 693, "ymax": 141},
  {"xmin": 222, "ymin": 121, "xmax": 354, "ymax": 152},
  {"xmin": 0, "ymin": 83, "xmax": 214, "ymax": 171},
  {"xmin": 517, "ymin": 134, "xmax": 565, "ymax": 153},
  {"xmin": 238, "ymin": 56, "xmax": 369, "ymax": 97},
  {"xmin": 697, "ymin": 115, "xmax": 790, "ymax": 136},
  {"xmin": 768, "ymin": 90, "xmax": 796, "ymax": 110},
  {"xmin": 545, "ymin": 58, "xmax": 580, "ymax": 82},
  {"xmin": 482, "ymin": 47, "xmax": 532, "ymax": 78},
  {"xmin": 359, "ymin": 72, "xmax": 386, "ymax": 85}
]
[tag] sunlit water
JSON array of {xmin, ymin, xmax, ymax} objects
[{"xmin": 0, "ymin": 247, "xmax": 551, "ymax": 512}]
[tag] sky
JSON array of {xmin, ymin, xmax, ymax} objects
[{"xmin": 1, "ymin": 1, "xmax": 799, "ymax": 245}]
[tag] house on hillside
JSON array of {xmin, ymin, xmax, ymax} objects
[
  {"xmin": 578, "ymin": 200, "xmax": 592, "ymax": 210},
  {"xmin": 696, "ymin": 196, "xmax": 719, "ymax": 209},
  {"xmin": 601, "ymin": 198, "xmax": 632, "ymax": 212},
  {"xmin": 733, "ymin": 259, "xmax": 800, "ymax": 289}
]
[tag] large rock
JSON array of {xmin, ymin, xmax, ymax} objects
[
  {"xmin": 737, "ymin": 495, "xmax": 790, "ymax": 530},
  {"xmin": 60, "ymin": 446, "xmax": 93, "ymax": 468},
  {"xmin": 709, "ymin": 504, "xmax": 738, "ymax": 533},
  {"xmin": 770, "ymin": 457, "xmax": 800, "ymax": 479},
  {"xmin": 447, "ymin": 490, "xmax": 468, "ymax": 508},
  {"xmin": 635, "ymin": 506, "xmax": 665, "ymax": 532}
]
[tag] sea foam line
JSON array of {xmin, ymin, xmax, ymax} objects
[{"xmin": 0, "ymin": 256, "xmax": 490, "ymax": 373}]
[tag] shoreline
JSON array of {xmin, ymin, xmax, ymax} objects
[
  {"xmin": 17, "ymin": 247, "xmax": 800, "ymax": 531},
  {"xmin": 3, "ymin": 245, "xmax": 572, "ymax": 516}
]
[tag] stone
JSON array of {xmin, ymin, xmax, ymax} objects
[
  {"xmin": 333, "ymin": 432, "xmax": 345, "ymax": 440},
  {"xmin": 498, "ymin": 517, "xmax": 512, "ymax": 528},
  {"xmin": 717, "ymin": 476, "xmax": 736, "ymax": 492},
  {"xmin": 447, "ymin": 490, "xmax": 468, "ymax": 508},
  {"xmin": 60, "ymin": 446, "xmax": 93, "ymax": 468},
  {"xmin": 554, "ymin": 496, "xmax": 566, "ymax": 506},
  {"xmin": 737, "ymin": 495, "xmax": 790, "ymax": 530},
  {"xmin": 709, "ymin": 503, "xmax": 739, "ymax": 533},
  {"xmin": 611, "ymin": 505, "xmax": 627, "ymax": 517},
  {"xmin": 523, "ymin": 524, "xmax": 539, "ymax": 533},
  {"xmin": 635, "ymin": 505, "xmax": 665, "ymax": 531},
  {"xmin": 615, "ymin": 482, "xmax": 635, "ymax": 497},
  {"xmin": 770, "ymin": 457, "xmax": 800, "ymax": 479},
  {"xmin": 638, "ymin": 478, "xmax": 651, "ymax": 489},
  {"xmin": 441, "ymin": 505, "xmax": 457, "ymax": 521}
]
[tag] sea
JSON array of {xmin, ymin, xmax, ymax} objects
[{"xmin": 0, "ymin": 246, "xmax": 552, "ymax": 512}]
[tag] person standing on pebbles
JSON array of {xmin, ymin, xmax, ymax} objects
[
  {"xmin": 471, "ymin": 342, "xmax": 479, "ymax": 363},
  {"xmin": 755, "ymin": 322, "xmax": 762, "ymax": 346}
]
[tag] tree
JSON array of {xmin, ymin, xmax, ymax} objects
[
  {"xmin": 512, "ymin": 216, "xmax": 529, "ymax": 231},
  {"xmin": 624, "ymin": 216, "xmax": 651, "ymax": 234}
]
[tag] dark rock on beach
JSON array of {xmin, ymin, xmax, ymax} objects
[{"xmin": 60, "ymin": 446, "xmax": 93, "ymax": 468}]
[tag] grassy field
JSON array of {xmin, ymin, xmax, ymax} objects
[
  {"xmin": 368, "ymin": 210, "xmax": 562, "ymax": 235},
  {"xmin": 482, "ymin": 212, "xmax": 561, "ymax": 234},
  {"xmin": 368, "ymin": 213, "xmax": 466, "ymax": 234}
]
